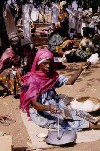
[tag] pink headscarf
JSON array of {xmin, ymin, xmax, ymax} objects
[
  {"xmin": 20, "ymin": 48, "xmax": 59, "ymax": 115},
  {"xmin": 0, "ymin": 48, "xmax": 19, "ymax": 73}
]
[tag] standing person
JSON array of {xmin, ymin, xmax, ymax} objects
[
  {"xmin": 51, "ymin": 2, "xmax": 60, "ymax": 25},
  {"xmin": 22, "ymin": 0, "xmax": 31, "ymax": 42},
  {"xmin": 58, "ymin": 2, "xmax": 69, "ymax": 38},
  {"xmin": 72, "ymin": 0, "xmax": 78, "ymax": 11},
  {"xmin": 20, "ymin": 48, "xmax": 100, "ymax": 130}
]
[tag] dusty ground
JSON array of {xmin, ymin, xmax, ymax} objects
[
  {"xmin": 0, "ymin": 61, "xmax": 100, "ymax": 151},
  {"xmin": 57, "ymin": 62, "xmax": 100, "ymax": 99}
]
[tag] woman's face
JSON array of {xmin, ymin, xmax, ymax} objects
[
  {"xmin": 11, "ymin": 38, "xmax": 21, "ymax": 52},
  {"xmin": 39, "ymin": 59, "xmax": 54, "ymax": 74}
]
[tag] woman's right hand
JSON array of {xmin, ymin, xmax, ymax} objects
[{"xmin": 49, "ymin": 104, "xmax": 61, "ymax": 114}]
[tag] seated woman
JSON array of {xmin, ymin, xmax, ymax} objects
[
  {"xmin": 0, "ymin": 32, "xmax": 21, "ymax": 96},
  {"xmin": 58, "ymin": 9, "xmax": 69, "ymax": 38},
  {"xmin": 66, "ymin": 28, "xmax": 94, "ymax": 62},
  {"xmin": 20, "ymin": 48, "xmax": 100, "ymax": 130},
  {"xmin": 48, "ymin": 24, "xmax": 75, "ymax": 57},
  {"xmin": 0, "ymin": 33, "xmax": 33, "ymax": 97}
]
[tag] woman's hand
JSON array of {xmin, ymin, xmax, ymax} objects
[{"xmin": 49, "ymin": 104, "xmax": 61, "ymax": 114}]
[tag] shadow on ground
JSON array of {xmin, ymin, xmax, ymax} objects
[{"xmin": 13, "ymin": 147, "xmax": 27, "ymax": 151}]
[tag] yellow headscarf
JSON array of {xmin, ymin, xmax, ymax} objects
[{"xmin": 59, "ymin": 1, "xmax": 67, "ymax": 10}]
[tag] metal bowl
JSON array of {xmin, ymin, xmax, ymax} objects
[{"xmin": 45, "ymin": 130, "xmax": 76, "ymax": 146}]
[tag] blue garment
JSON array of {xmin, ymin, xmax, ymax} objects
[
  {"xmin": 29, "ymin": 75, "xmax": 89, "ymax": 131},
  {"xmin": 48, "ymin": 33, "xmax": 63, "ymax": 53}
]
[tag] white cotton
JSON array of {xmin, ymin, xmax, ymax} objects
[
  {"xmin": 70, "ymin": 99, "xmax": 83, "ymax": 110},
  {"xmin": 70, "ymin": 99, "xmax": 100, "ymax": 112},
  {"xmin": 82, "ymin": 100, "xmax": 96, "ymax": 111},
  {"xmin": 87, "ymin": 53, "xmax": 99, "ymax": 64}
]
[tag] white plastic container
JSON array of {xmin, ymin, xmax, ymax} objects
[{"xmin": 87, "ymin": 53, "xmax": 99, "ymax": 64}]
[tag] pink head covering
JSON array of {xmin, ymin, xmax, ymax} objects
[
  {"xmin": 0, "ymin": 48, "xmax": 19, "ymax": 73},
  {"xmin": 31, "ymin": 48, "xmax": 54, "ymax": 72},
  {"xmin": 20, "ymin": 48, "xmax": 59, "ymax": 115}
]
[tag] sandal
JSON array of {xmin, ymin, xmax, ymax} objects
[
  {"xmin": 0, "ymin": 116, "xmax": 16, "ymax": 126},
  {"xmin": 0, "ymin": 117, "xmax": 10, "ymax": 126},
  {"xmin": 3, "ymin": 90, "xmax": 11, "ymax": 98},
  {"xmin": 3, "ymin": 116, "xmax": 16, "ymax": 123}
]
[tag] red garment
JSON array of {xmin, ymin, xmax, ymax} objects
[
  {"xmin": 20, "ymin": 48, "xmax": 59, "ymax": 115},
  {"xmin": 0, "ymin": 48, "xmax": 19, "ymax": 73}
]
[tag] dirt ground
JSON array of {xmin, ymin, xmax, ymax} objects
[{"xmin": 0, "ymin": 61, "xmax": 100, "ymax": 151}]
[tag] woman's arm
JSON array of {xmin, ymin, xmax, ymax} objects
[
  {"xmin": 31, "ymin": 100, "xmax": 61, "ymax": 114},
  {"xmin": 32, "ymin": 100, "xmax": 49, "ymax": 112},
  {"xmin": 65, "ymin": 62, "xmax": 91, "ymax": 85},
  {"xmin": 66, "ymin": 67, "xmax": 83, "ymax": 85}
]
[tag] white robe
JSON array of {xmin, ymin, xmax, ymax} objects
[
  {"xmin": 31, "ymin": 6, "xmax": 39, "ymax": 22},
  {"xmin": 51, "ymin": 3, "xmax": 59, "ymax": 24},
  {"xmin": 22, "ymin": 4, "xmax": 31, "ymax": 41},
  {"xmin": 72, "ymin": 1, "xmax": 78, "ymax": 11}
]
